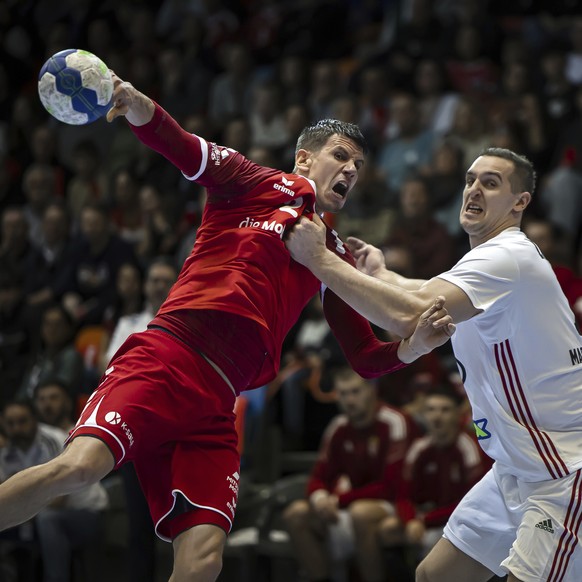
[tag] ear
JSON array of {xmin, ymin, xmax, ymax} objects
[
  {"xmin": 514, "ymin": 191, "xmax": 532, "ymax": 212},
  {"xmin": 295, "ymin": 148, "xmax": 312, "ymax": 174}
]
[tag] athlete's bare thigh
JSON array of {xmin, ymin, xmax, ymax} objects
[{"xmin": 416, "ymin": 538, "xmax": 495, "ymax": 582}]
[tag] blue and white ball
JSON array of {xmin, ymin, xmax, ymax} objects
[{"xmin": 38, "ymin": 49, "xmax": 113, "ymax": 125}]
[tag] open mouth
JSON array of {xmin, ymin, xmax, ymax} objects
[
  {"xmin": 332, "ymin": 182, "xmax": 348, "ymax": 198},
  {"xmin": 466, "ymin": 204, "xmax": 482, "ymax": 214}
]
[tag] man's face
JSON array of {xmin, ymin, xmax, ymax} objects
[
  {"xmin": 35, "ymin": 385, "xmax": 71, "ymax": 427},
  {"xmin": 144, "ymin": 264, "xmax": 177, "ymax": 312},
  {"xmin": 3, "ymin": 404, "xmax": 37, "ymax": 450},
  {"xmin": 335, "ymin": 376, "xmax": 376, "ymax": 427},
  {"xmin": 305, "ymin": 135, "xmax": 364, "ymax": 214},
  {"xmin": 460, "ymin": 155, "xmax": 529, "ymax": 246},
  {"xmin": 423, "ymin": 395, "xmax": 459, "ymax": 441}
]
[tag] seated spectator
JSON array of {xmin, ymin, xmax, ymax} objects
[
  {"xmin": 100, "ymin": 256, "xmax": 178, "ymax": 372},
  {"xmin": 109, "ymin": 168, "xmax": 146, "ymax": 249},
  {"xmin": 383, "ymin": 177, "xmax": 455, "ymax": 279},
  {"xmin": 378, "ymin": 385, "xmax": 491, "ymax": 562},
  {"xmin": 283, "ymin": 368, "xmax": 416, "ymax": 582},
  {"xmin": 101, "ymin": 262, "xmax": 144, "ymax": 339},
  {"xmin": 25, "ymin": 201, "xmax": 75, "ymax": 314},
  {"xmin": 0, "ymin": 399, "xmax": 108, "ymax": 582},
  {"xmin": 17, "ymin": 304, "xmax": 83, "ymax": 401},
  {"xmin": 377, "ymin": 93, "xmax": 435, "ymax": 197},
  {"xmin": 21, "ymin": 163, "xmax": 57, "ymax": 247},
  {"xmin": 33, "ymin": 380, "xmax": 75, "ymax": 432},
  {"xmin": 0, "ymin": 206, "xmax": 35, "ymax": 287},
  {"xmin": 65, "ymin": 140, "xmax": 108, "ymax": 227},
  {"xmin": 0, "ymin": 268, "xmax": 35, "ymax": 407},
  {"xmin": 56, "ymin": 202, "xmax": 137, "ymax": 327}
]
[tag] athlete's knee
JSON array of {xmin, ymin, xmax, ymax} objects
[{"xmin": 283, "ymin": 499, "xmax": 310, "ymax": 530}]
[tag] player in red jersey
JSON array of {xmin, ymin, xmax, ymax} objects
[{"xmin": 0, "ymin": 73, "xmax": 455, "ymax": 582}]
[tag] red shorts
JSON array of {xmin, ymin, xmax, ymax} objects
[{"xmin": 67, "ymin": 328, "xmax": 240, "ymax": 541}]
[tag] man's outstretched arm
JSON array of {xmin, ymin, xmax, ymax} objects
[{"xmin": 286, "ymin": 215, "xmax": 478, "ymax": 339}]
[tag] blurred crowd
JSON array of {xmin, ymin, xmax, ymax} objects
[{"xmin": 4, "ymin": 0, "xmax": 582, "ymax": 580}]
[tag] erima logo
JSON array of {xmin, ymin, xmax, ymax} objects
[
  {"xmin": 273, "ymin": 175, "xmax": 295, "ymax": 196},
  {"xmin": 105, "ymin": 411, "xmax": 121, "ymax": 425},
  {"xmin": 535, "ymin": 519, "xmax": 554, "ymax": 533}
]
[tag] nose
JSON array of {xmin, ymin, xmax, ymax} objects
[{"xmin": 343, "ymin": 160, "xmax": 357, "ymax": 177}]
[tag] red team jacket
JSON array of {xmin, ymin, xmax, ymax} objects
[
  {"xmin": 307, "ymin": 403, "xmax": 416, "ymax": 507},
  {"xmin": 130, "ymin": 104, "xmax": 407, "ymax": 394}
]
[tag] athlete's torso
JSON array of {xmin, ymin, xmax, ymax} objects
[{"xmin": 439, "ymin": 229, "xmax": 582, "ymax": 481}]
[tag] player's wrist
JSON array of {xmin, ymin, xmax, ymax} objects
[{"xmin": 397, "ymin": 337, "xmax": 425, "ymax": 363}]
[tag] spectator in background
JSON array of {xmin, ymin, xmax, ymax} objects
[
  {"xmin": 101, "ymin": 256, "xmax": 177, "ymax": 372},
  {"xmin": 249, "ymin": 81, "xmax": 289, "ymax": 152},
  {"xmin": 284, "ymin": 368, "xmax": 416, "ymax": 582},
  {"xmin": 377, "ymin": 93, "xmax": 435, "ymax": 196},
  {"xmin": 34, "ymin": 380, "xmax": 75, "ymax": 432},
  {"xmin": 57, "ymin": 202, "xmax": 137, "ymax": 327},
  {"xmin": 383, "ymin": 177, "xmax": 455, "ymax": 280},
  {"xmin": 222, "ymin": 117, "xmax": 252, "ymax": 157},
  {"xmin": 136, "ymin": 183, "xmax": 183, "ymax": 264},
  {"xmin": 17, "ymin": 304, "xmax": 83, "ymax": 402},
  {"xmin": 565, "ymin": 17, "xmax": 582, "ymax": 86},
  {"xmin": 0, "ymin": 399, "xmax": 108, "ymax": 582},
  {"xmin": 65, "ymin": 140, "xmax": 108, "ymax": 227},
  {"xmin": 445, "ymin": 24, "xmax": 498, "ymax": 102},
  {"xmin": 21, "ymin": 163, "xmax": 57, "ymax": 247},
  {"xmin": 414, "ymin": 58, "xmax": 460, "ymax": 136},
  {"xmin": 446, "ymin": 96, "xmax": 493, "ymax": 169},
  {"xmin": 537, "ymin": 46, "xmax": 577, "ymax": 146},
  {"xmin": 0, "ymin": 268, "xmax": 34, "ymax": 407},
  {"xmin": 353, "ymin": 64, "xmax": 392, "ymax": 154},
  {"xmin": 208, "ymin": 42, "xmax": 256, "ymax": 132},
  {"xmin": 109, "ymin": 168, "xmax": 145, "ymax": 249},
  {"xmin": 28, "ymin": 125, "xmax": 68, "ymax": 197},
  {"xmin": 309, "ymin": 60, "xmax": 343, "ymax": 122},
  {"xmin": 379, "ymin": 385, "xmax": 490, "ymax": 563},
  {"xmin": 25, "ymin": 201, "xmax": 75, "ymax": 313},
  {"xmin": 539, "ymin": 85, "xmax": 582, "ymax": 241},
  {"xmin": 101, "ymin": 262, "xmax": 144, "ymax": 340},
  {"xmin": 0, "ymin": 206, "xmax": 34, "ymax": 286}
]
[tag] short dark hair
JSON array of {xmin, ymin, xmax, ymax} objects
[
  {"xmin": 425, "ymin": 384, "xmax": 464, "ymax": 407},
  {"xmin": 480, "ymin": 147, "xmax": 536, "ymax": 195},
  {"xmin": 296, "ymin": 119, "xmax": 368, "ymax": 156}
]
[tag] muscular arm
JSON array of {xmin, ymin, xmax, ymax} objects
[{"xmin": 288, "ymin": 216, "xmax": 478, "ymax": 338}]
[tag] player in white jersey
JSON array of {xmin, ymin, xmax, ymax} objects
[{"xmin": 285, "ymin": 147, "xmax": 582, "ymax": 582}]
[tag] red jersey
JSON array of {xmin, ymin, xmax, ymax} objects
[
  {"xmin": 306, "ymin": 403, "xmax": 415, "ymax": 507},
  {"xmin": 397, "ymin": 431, "xmax": 492, "ymax": 528},
  {"xmin": 131, "ymin": 104, "xmax": 406, "ymax": 393}
]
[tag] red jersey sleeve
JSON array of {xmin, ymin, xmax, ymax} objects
[
  {"xmin": 128, "ymin": 102, "xmax": 267, "ymax": 198},
  {"xmin": 322, "ymin": 287, "xmax": 407, "ymax": 378}
]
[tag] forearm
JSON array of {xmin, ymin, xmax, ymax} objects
[
  {"xmin": 373, "ymin": 268, "xmax": 426, "ymax": 291},
  {"xmin": 310, "ymin": 250, "xmax": 426, "ymax": 337}
]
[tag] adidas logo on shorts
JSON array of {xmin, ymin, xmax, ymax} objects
[{"xmin": 535, "ymin": 519, "xmax": 554, "ymax": 533}]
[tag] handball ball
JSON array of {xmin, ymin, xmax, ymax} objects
[{"xmin": 38, "ymin": 49, "xmax": 113, "ymax": 125}]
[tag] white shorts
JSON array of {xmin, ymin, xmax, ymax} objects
[{"xmin": 444, "ymin": 464, "xmax": 582, "ymax": 581}]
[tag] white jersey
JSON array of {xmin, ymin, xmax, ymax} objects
[{"xmin": 438, "ymin": 228, "xmax": 582, "ymax": 482}]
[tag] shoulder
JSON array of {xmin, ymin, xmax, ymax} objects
[
  {"xmin": 376, "ymin": 404, "xmax": 409, "ymax": 438},
  {"xmin": 405, "ymin": 436, "xmax": 433, "ymax": 464},
  {"xmin": 455, "ymin": 431, "xmax": 483, "ymax": 466}
]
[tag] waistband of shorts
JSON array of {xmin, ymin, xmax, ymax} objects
[{"xmin": 147, "ymin": 324, "xmax": 237, "ymax": 397}]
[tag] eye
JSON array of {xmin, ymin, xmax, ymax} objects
[{"xmin": 466, "ymin": 177, "xmax": 474, "ymax": 186}]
